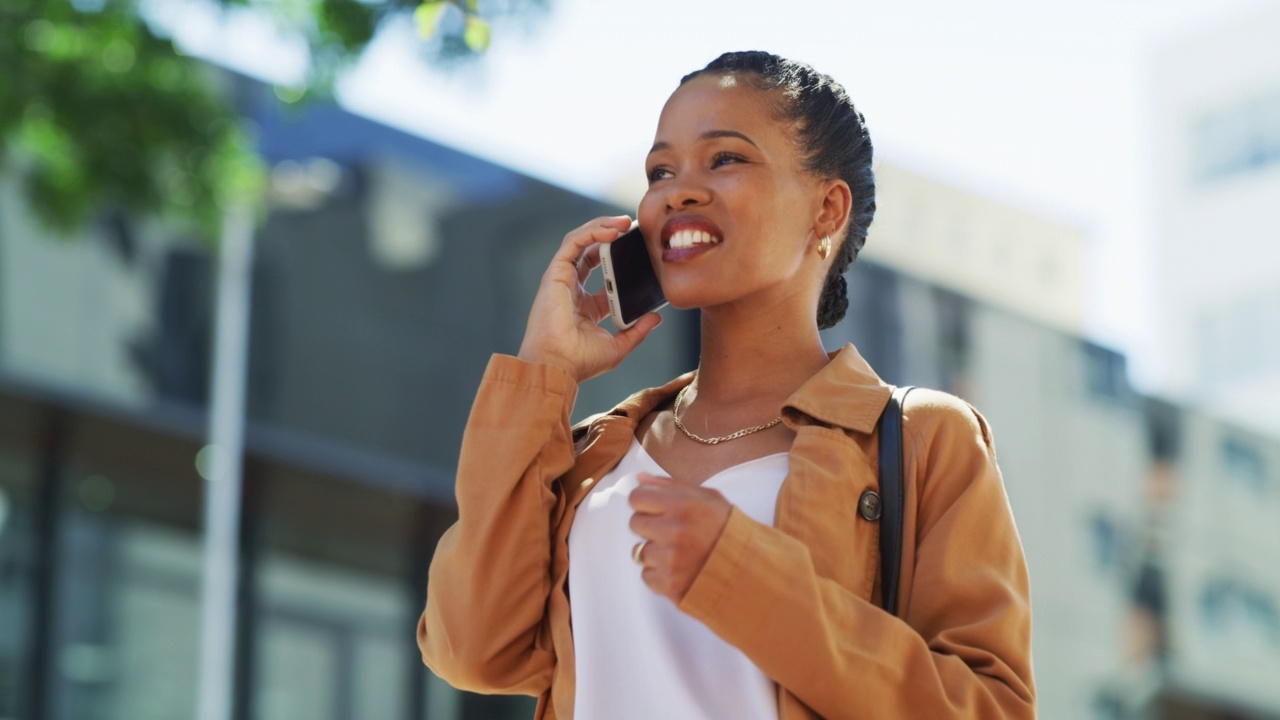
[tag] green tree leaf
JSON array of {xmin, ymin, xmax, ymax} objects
[
  {"xmin": 463, "ymin": 15, "xmax": 490, "ymax": 51},
  {"xmin": 0, "ymin": 0, "xmax": 553, "ymax": 241},
  {"xmin": 415, "ymin": 0, "xmax": 447, "ymax": 39}
]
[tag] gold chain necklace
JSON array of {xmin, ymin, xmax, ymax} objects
[{"xmin": 671, "ymin": 384, "xmax": 783, "ymax": 445}]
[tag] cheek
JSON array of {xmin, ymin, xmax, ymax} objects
[{"xmin": 637, "ymin": 191, "xmax": 660, "ymax": 232}]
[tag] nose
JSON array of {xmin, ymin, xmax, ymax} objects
[{"xmin": 664, "ymin": 178, "xmax": 711, "ymax": 211}]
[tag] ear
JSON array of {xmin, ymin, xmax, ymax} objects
[{"xmin": 813, "ymin": 179, "xmax": 852, "ymax": 241}]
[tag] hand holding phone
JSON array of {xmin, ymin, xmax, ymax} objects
[
  {"xmin": 516, "ymin": 217, "xmax": 664, "ymax": 383},
  {"xmin": 600, "ymin": 223, "xmax": 668, "ymax": 330}
]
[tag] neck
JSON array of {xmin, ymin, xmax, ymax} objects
[{"xmin": 692, "ymin": 297, "xmax": 832, "ymax": 407}]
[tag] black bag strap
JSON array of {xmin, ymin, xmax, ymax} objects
[{"xmin": 877, "ymin": 385, "xmax": 914, "ymax": 617}]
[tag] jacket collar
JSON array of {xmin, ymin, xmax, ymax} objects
[{"xmin": 602, "ymin": 343, "xmax": 893, "ymax": 435}]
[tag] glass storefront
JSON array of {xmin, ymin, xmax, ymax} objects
[
  {"xmin": 0, "ymin": 393, "xmax": 40, "ymax": 720},
  {"xmin": 0, "ymin": 383, "xmax": 545, "ymax": 720}
]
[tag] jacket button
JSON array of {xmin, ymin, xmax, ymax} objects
[{"xmin": 858, "ymin": 490, "xmax": 882, "ymax": 521}]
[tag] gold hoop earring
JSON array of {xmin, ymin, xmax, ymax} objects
[{"xmin": 818, "ymin": 235, "xmax": 831, "ymax": 260}]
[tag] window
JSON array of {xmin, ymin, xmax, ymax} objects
[
  {"xmin": 1086, "ymin": 511, "xmax": 1126, "ymax": 574},
  {"xmin": 827, "ymin": 262, "xmax": 905, "ymax": 385},
  {"xmin": 1193, "ymin": 90, "xmax": 1280, "ymax": 183},
  {"xmin": 933, "ymin": 287, "xmax": 971, "ymax": 397},
  {"xmin": 1198, "ymin": 578, "xmax": 1280, "ymax": 651},
  {"xmin": 1220, "ymin": 435, "xmax": 1268, "ymax": 495},
  {"xmin": 1082, "ymin": 341, "xmax": 1130, "ymax": 403},
  {"xmin": 0, "ymin": 395, "xmax": 41, "ymax": 720},
  {"xmin": 1144, "ymin": 399, "xmax": 1182, "ymax": 461}
]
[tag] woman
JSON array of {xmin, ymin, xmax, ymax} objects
[{"xmin": 418, "ymin": 51, "xmax": 1036, "ymax": 720}]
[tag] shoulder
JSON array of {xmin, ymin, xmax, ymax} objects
[
  {"xmin": 898, "ymin": 387, "xmax": 998, "ymax": 459},
  {"xmin": 894, "ymin": 389, "xmax": 1011, "ymax": 540}
]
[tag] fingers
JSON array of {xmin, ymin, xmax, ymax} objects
[
  {"xmin": 627, "ymin": 473, "xmax": 690, "ymax": 515},
  {"xmin": 552, "ymin": 216, "xmax": 632, "ymax": 270},
  {"xmin": 576, "ymin": 243, "xmax": 602, "ymax": 285},
  {"xmin": 632, "ymin": 540, "xmax": 680, "ymax": 573},
  {"xmin": 583, "ymin": 289, "xmax": 611, "ymax": 324},
  {"xmin": 628, "ymin": 505, "xmax": 674, "ymax": 543},
  {"xmin": 632, "ymin": 540, "xmax": 652, "ymax": 567},
  {"xmin": 610, "ymin": 311, "xmax": 663, "ymax": 354},
  {"xmin": 628, "ymin": 478, "xmax": 732, "ymax": 603},
  {"xmin": 520, "ymin": 215, "xmax": 652, "ymax": 384},
  {"xmin": 633, "ymin": 541, "xmax": 673, "ymax": 570},
  {"xmin": 632, "ymin": 538, "xmax": 676, "ymax": 578}
]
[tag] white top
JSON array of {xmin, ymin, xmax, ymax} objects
[{"xmin": 567, "ymin": 437, "xmax": 789, "ymax": 720}]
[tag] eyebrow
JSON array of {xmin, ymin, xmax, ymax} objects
[{"xmin": 648, "ymin": 129, "xmax": 759, "ymax": 155}]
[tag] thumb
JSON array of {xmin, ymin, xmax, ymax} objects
[{"xmin": 613, "ymin": 312, "xmax": 663, "ymax": 357}]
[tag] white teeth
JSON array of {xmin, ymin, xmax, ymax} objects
[{"xmin": 669, "ymin": 229, "xmax": 720, "ymax": 248}]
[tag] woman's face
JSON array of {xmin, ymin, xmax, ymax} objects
[{"xmin": 638, "ymin": 73, "xmax": 831, "ymax": 315}]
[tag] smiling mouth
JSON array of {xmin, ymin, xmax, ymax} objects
[{"xmin": 666, "ymin": 229, "xmax": 722, "ymax": 249}]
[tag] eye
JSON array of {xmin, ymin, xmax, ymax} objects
[
  {"xmin": 647, "ymin": 166, "xmax": 672, "ymax": 183},
  {"xmin": 711, "ymin": 152, "xmax": 746, "ymax": 169}
]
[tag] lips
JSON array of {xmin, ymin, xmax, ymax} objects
[{"xmin": 660, "ymin": 216, "xmax": 723, "ymax": 263}]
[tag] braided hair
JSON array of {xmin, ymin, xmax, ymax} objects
[{"xmin": 680, "ymin": 52, "xmax": 875, "ymax": 330}]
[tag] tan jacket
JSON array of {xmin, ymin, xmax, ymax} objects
[{"xmin": 418, "ymin": 344, "xmax": 1036, "ymax": 719}]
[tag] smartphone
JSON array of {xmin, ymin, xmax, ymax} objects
[{"xmin": 599, "ymin": 223, "xmax": 668, "ymax": 330}]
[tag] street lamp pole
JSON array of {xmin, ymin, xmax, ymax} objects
[{"xmin": 195, "ymin": 204, "xmax": 255, "ymax": 720}]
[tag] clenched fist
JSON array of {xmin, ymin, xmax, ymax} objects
[{"xmin": 628, "ymin": 473, "xmax": 733, "ymax": 603}]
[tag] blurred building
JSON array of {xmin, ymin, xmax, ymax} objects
[
  {"xmin": 1, "ymin": 71, "xmax": 1278, "ymax": 720},
  {"xmin": 843, "ymin": 168, "xmax": 1280, "ymax": 720},
  {"xmin": 863, "ymin": 162, "xmax": 1087, "ymax": 337},
  {"xmin": 1147, "ymin": 2, "xmax": 1280, "ymax": 438}
]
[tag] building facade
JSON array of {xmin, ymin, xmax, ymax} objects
[{"xmin": 1147, "ymin": 2, "xmax": 1280, "ymax": 438}]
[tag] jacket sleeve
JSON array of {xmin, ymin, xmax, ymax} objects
[
  {"xmin": 417, "ymin": 354, "xmax": 578, "ymax": 696},
  {"xmin": 675, "ymin": 391, "xmax": 1036, "ymax": 719}
]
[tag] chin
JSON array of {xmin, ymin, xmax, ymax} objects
[{"xmin": 658, "ymin": 278, "xmax": 732, "ymax": 311}]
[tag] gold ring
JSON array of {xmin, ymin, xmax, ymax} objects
[{"xmin": 631, "ymin": 540, "xmax": 648, "ymax": 566}]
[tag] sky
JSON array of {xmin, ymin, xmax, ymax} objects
[{"xmin": 158, "ymin": 0, "xmax": 1279, "ymax": 391}]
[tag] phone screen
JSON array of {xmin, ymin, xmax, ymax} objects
[{"xmin": 607, "ymin": 227, "xmax": 666, "ymax": 326}]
